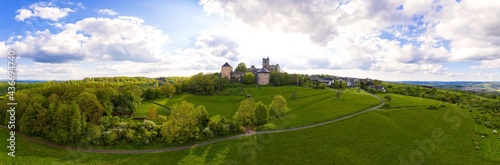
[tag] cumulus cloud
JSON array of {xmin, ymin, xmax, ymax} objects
[
  {"xmin": 15, "ymin": 2, "xmax": 75, "ymax": 21},
  {"xmin": 423, "ymin": 0, "xmax": 500, "ymax": 62},
  {"xmin": 10, "ymin": 17, "xmax": 170, "ymax": 63},
  {"xmin": 202, "ymin": 0, "xmax": 408, "ymax": 46},
  {"xmin": 471, "ymin": 59, "xmax": 500, "ymax": 69},
  {"xmin": 98, "ymin": 9, "xmax": 118, "ymax": 15}
]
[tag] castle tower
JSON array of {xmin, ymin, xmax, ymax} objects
[
  {"xmin": 221, "ymin": 62, "xmax": 232, "ymax": 80},
  {"xmin": 262, "ymin": 57, "xmax": 270, "ymax": 70},
  {"xmin": 257, "ymin": 68, "xmax": 270, "ymax": 85}
]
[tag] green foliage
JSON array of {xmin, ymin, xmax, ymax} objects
[
  {"xmin": 114, "ymin": 90, "xmax": 142, "ymax": 116},
  {"xmin": 257, "ymin": 123, "xmax": 279, "ymax": 131},
  {"xmin": 183, "ymin": 73, "xmax": 217, "ymax": 95},
  {"xmin": 147, "ymin": 106, "xmax": 157, "ymax": 119},
  {"xmin": 160, "ymin": 83, "xmax": 176, "ymax": 97},
  {"xmin": 208, "ymin": 115, "xmax": 230, "ymax": 135},
  {"xmin": 384, "ymin": 95, "xmax": 392, "ymax": 102},
  {"xmin": 427, "ymin": 105, "xmax": 439, "ymax": 110},
  {"xmin": 161, "ymin": 101, "xmax": 206, "ymax": 144},
  {"xmin": 318, "ymin": 83, "xmax": 327, "ymax": 89},
  {"xmin": 76, "ymin": 92, "xmax": 104, "ymax": 124},
  {"xmin": 269, "ymin": 95, "xmax": 288, "ymax": 118},
  {"xmin": 234, "ymin": 62, "xmax": 248, "ymax": 72},
  {"xmin": 233, "ymin": 98, "xmax": 256, "ymax": 126},
  {"xmin": 254, "ymin": 101, "xmax": 269, "ymax": 126},
  {"xmin": 242, "ymin": 72, "xmax": 255, "ymax": 84}
]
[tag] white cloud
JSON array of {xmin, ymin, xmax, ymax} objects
[
  {"xmin": 15, "ymin": 9, "xmax": 33, "ymax": 21},
  {"xmin": 98, "ymin": 9, "xmax": 118, "ymax": 15},
  {"xmin": 424, "ymin": 0, "xmax": 500, "ymax": 62},
  {"xmin": 471, "ymin": 59, "xmax": 500, "ymax": 69},
  {"xmin": 15, "ymin": 2, "xmax": 75, "ymax": 21},
  {"xmin": 10, "ymin": 17, "xmax": 170, "ymax": 63}
]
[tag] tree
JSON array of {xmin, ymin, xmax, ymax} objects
[
  {"xmin": 147, "ymin": 106, "xmax": 157, "ymax": 119},
  {"xmin": 233, "ymin": 98, "xmax": 256, "ymax": 126},
  {"xmin": 76, "ymin": 92, "xmax": 104, "ymax": 124},
  {"xmin": 269, "ymin": 95, "xmax": 288, "ymax": 118},
  {"xmin": 96, "ymin": 87, "xmax": 118, "ymax": 116},
  {"xmin": 235, "ymin": 62, "xmax": 248, "ymax": 72},
  {"xmin": 242, "ymin": 72, "xmax": 255, "ymax": 84},
  {"xmin": 114, "ymin": 90, "xmax": 142, "ymax": 116},
  {"xmin": 254, "ymin": 101, "xmax": 269, "ymax": 125},
  {"xmin": 161, "ymin": 101, "xmax": 205, "ymax": 144},
  {"xmin": 384, "ymin": 95, "xmax": 392, "ymax": 102},
  {"xmin": 318, "ymin": 83, "xmax": 327, "ymax": 89},
  {"xmin": 335, "ymin": 90, "xmax": 343, "ymax": 99},
  {"xmin": 160, "ymin": 83, "xmax": 176, "ymax": 97}
]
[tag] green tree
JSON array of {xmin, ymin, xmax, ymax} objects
[
  {"xmin": 242, "ymin": 72, "xmax": 255, "ymax": 84},
  {"xmin": 161, "ymin": 101, "xmax": 205, "ymax": 144},
  {"xmin": 254, "ymin": 101, "xmax": 269, "ymax": 125},
  {"xmin": 19, "ymin": 102, "xmax": 40, "ymax": 134},
  {"xmin": 160, "ymin": 83, "xmax": 176, "ymax": 97},
  {"xmin": 235, "ymin": 62, "xmax": 248, "ymax": 72},
  {"xmin": 76, "ymin": 92, "xmax": 104, "ymax": 124},
  {"xmin": 96, "ymin": 87, "xmax": 118, "ymax": 116},
  {"xmin": 114, "ymin": 90, "xmax": 142, "ymax": 116},
  {"xmin": 269, "ymin": 95, "xmax": 288, "ymax": 118},
  {"xmin": 233, "ymin": 98, "xmax": 256, "ymax": 126},
  {"xmin": 147, "ymin": 106, "xmax": 157, "ymax": 119}
]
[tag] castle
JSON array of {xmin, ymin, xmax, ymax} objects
[{"xmin": 221, "ymin": 57, "xmax": 280, "ymax": 85}]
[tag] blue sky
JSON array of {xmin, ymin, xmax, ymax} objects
[{"xmin": 0, "ymin": 0, "xmax": 499, "ymax": 81}]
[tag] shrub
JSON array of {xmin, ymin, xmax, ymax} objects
[
  {"xmin": 475, "ymin": 146, "xmax": 480, "ymax": 150},
  {"xmin": 427, "ymin": 105, "xmax": 438, "ymax": 110},
  {"xmin": 382, "ymin": 104, "xmax": 390, "ymax": 109},
  {"xmin": 257, "ymin": 123, "xmax": 279, "ymax": 131}
]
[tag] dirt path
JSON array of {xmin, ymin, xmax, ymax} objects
[{"xmin": 1, "ymin": 93, "xmax": 384, "ymax": 154}]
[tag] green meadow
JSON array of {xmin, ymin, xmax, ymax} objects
[
  {"xmin": 2, "ymin": 93, "xmax": 498, "ymax": 164},
  {"xmin": 149, "ymin": 86, "xmax": 380, "ymax": 128}
]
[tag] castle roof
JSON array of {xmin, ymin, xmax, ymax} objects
[
  {"xmin": 222, "ymin": 62, "xmax": 231, "ymax": 67},
  {"xmin": 257, "ymin": 68, "xmax": 270, "ymax": 73}
]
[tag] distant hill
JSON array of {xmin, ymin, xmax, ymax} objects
[{"xmin": 392, "ymin": 81, "xmax": 500, "ymax": 93}]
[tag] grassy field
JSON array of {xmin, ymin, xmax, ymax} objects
[
  {"xmin": 2, "ymin": 94, "xmax": 498, "ymax": 164},
  {"xmin": 150, "ymin": 86, "xmax": 380, "ymax": 128},
  {"xmin": 136, "ymin": 101, "xmax": 171, "ymax": 117}
]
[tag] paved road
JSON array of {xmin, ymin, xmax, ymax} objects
[{"xmin": 1, "ymin": 93, "xmax": 384, "ymax": 154}]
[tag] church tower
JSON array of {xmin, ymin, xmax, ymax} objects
[{"xmin": 221, "ymin": 62, "xmax": 232, "ymax": 80}]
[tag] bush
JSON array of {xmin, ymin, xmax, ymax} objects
[
  {"xmin": 257, "ymin": 123, "xmax": 279, "ymax": 131},
  {"xmin": 427, "ymin": 105, "xmax": 438, "ymax": 110},
  {"xmin": 382, "ymin": 104, "xmax": 390, "ymax": 109},
  {"xmin": 475, "ymin": 146, "xmax": 480, "ymax": 150}
]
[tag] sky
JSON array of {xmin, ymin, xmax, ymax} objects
[{"xmin": 0, "ymin": 0, "xmax": 499, "ymax": 81}]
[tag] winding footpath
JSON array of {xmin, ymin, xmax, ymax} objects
[{"xmin": 1, "ymin": 93, "xmax": 384, "ymax": 154}]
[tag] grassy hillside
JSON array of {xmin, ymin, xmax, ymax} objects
[
  {"xmin": 149, "ymin": 86, "xmax": 380, "ymax": 128},
  {"xmin": 2, "ymin": 94, "xmax": 497, "ymax": 164}
]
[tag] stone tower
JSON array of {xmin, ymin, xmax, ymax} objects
[
  {"xmin": 262, "ymin": 57, "xmax": 270, "ymax": 70},
  {"xmin": 257, "ymin": 68, "xmax": 270, "ymax": 85},
  {"xmin": 221, "ymin": 62, "xmax": 232, "ymax": 80}
]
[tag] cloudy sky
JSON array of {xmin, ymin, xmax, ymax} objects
[{"xmin": 0, "ymin": 0, "xmax": 499, "ymax": 81}]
